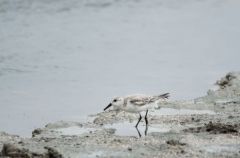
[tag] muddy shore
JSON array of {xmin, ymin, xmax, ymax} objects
[{"xmin": 1, "ymin": 72, "xmax": 240, "ymax": 158}]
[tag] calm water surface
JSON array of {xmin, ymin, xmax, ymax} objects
[{"xmin": 0, "ymin": 0, "xmax": 240, "ymax": 136}]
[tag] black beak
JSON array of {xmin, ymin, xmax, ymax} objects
[{"xmin": 104, "ymin": 103, "xmax": 112, "ymax": 111}]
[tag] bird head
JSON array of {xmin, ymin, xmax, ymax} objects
[{"xmin": 104, "ymin": 97, "xmax": 124, "ymax": 111}]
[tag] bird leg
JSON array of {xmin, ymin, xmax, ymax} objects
[
  {"xmin": 144, "ymin": 124, "xmax": 148, "ymax": 136},
  {"xmin": 135, "ymin": 126, "xmax": 141, "ymax": 138},
  {"xmin": 144, "ymin": 110, "xmax": 148, "ymax": 126},
  {"xmin": 135, "ymin": 113, "xmax": 142, "ymax": 128}
]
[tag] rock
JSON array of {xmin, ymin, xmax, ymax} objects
[
  {"xmin": 0, "ymin": 143, "xmax": 63, "ymax": 158},
  {"xmin": 1, "ymin": 144, "xmax": 31, "ymax": 158},
  {"xmin": 44, "ymin": 147, "xmax": 63, "ymax": 158},
  {"xmin": 216, "ymin": 72, "xmax": 238, "ymax": 89},
  {"xmin": 32, "ymin": 128, "xmax": 43, "ymax": 137},
  {"xmin": 195, "ymin": 72, "xmax": 240, "ymax": 104}
]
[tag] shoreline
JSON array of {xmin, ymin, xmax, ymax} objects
[{"xmin": 1, "ymin": 72, "xmax": 240, "ymax": 158}]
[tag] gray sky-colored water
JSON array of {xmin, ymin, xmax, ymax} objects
[{"xmin": 0, "ymin": 0, "xmax": 240, "ymax": 136}]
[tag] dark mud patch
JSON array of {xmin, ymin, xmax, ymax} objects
[
  {"xmin": 166, "ymin": 140, "xmax": 186, "ymax": 146},
  {"xmin": 0, "ymin": 143, "xmax": 63, "ymax": 158},
  {"xmin": 184, "ymin": 121, "xmax": 240, "ymax": 134}
]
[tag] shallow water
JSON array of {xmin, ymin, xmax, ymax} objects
[
  {"xmin": 55, "ymin": 126, "xmax": 94, "ymax": 136},
  {"xmin": 104, "ymin": 108, "xmax": 215, "ymax": 137},
  {"xmin": 54, "ymin": 108, "xmax": 215, "ymax": 137},
  {"xmin": 0, "ymin": 0, "xmax": 240, "ymax": 136},
  {"xmin": 105, "ymin": 122, "xmax": 170, "ymax": 137},
  {"xmin": 52, "ymin": 121, "xmax": 170, "ymax": 137}
]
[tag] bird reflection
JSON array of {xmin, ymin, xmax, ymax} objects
[{"xmin": 135, "ymin": 124, "xmax": 148, "ymax": 138}]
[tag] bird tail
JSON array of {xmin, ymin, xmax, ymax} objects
[
  {"xmin": 158, "ymin": 93, "xmax": 170, "ymax": 99},
  {"xmin": 151, "ymin": 93, "xmax": 170, "ymax": 102}
]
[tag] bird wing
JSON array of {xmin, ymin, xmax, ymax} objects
[
  {"xmin": 129, "ymin": 95, "xmax": 152, "ymax": 106},
  {"xmin": 127, "ymin": 93, "xmax": 170, "ymax": 106}
]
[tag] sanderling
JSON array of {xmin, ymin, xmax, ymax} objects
[{"xmin": 104, "ymin": 93, "xmax": 170, "ymax": 128}]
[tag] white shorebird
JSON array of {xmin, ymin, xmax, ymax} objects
[{"xmin": 104, "ymin": 93, "xmax": 170, "ymax": 128}]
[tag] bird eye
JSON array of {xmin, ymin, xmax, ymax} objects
[{"xmin": 113, "ymin": 99, "xmax": 117, "ymax": 102}]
